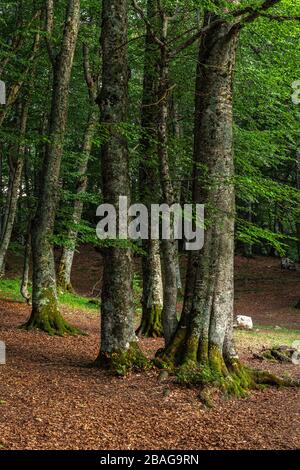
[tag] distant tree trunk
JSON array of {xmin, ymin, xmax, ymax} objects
[
  {"xmin": 0, "ymin": 24, "xmax": 40, "ymax": 128},
  {"xmin": 0, "ymin": 100, "xmax": 29, "ymax": 276},
  {"xmin": 138, "ymin": 240, "xmax": 164, "ymax": 337},
  {"xmin": 157, "ymin": 15, "xmax": 178, "ymax": 345},
  {"xmin": 57, "ymin": 108, "xmax": 98, "ymax": 292},
  {"xmin": 21, "ymin": 149, "xmax": 33, "ymax": 304},
  {"xmin": 23, "ymin": 0, "xmax": 82, "ymax": 335},
  {"xmin": 296, "ymin": 299, "xmax": 300, "ymax": 309},
  {"xmin": 137, "ymin": 0, "xmax": 163, "ymax": 338},
  {"xmin": 20, "ymin": 227, "xmax": 31, "ymax": 304},
  {"xmin": 96, "ymin": 0, "xmax": 147, "ymax": 373},
  {"xmin": 244, "ymin": 202, "xmax": 253, "ymax": 258}
]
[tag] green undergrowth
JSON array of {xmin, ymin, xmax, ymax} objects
[{"xmin": 0, "ymin": 278, "xmax": 100, "ymax": 313}]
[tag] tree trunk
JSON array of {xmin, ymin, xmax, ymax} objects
[
  {"xmin": 138, "ymin": 240, "xmax": 164, "ymax": 338},
  {"xmin": 157, "ymin": 12, "xmax": 289, "ymax": 397},
  {"xmin": 0, "ymin": 101, "xmax": 29, "ymax": 276},
  {"xmin": 57, "ymin": 108, "xmax": 98, "ymax": 292},
  {"xmin": 157, "ymin": 17, "xmax": 178, "ymax": 345},
  {"xmin": 23, "ymin": 0, "xmax": 82, "ymax": 336},
  {"xmin": 20, "ymin": 227, "xmax": 31, "ymax": 304},
  {"xmin": 137, "ymin": 0, "xmax": 163, "ymax": 338},
  {"xmin": 157, "ymin": 16, "xmax": 252, "ymax": 395},
  {"xmin": 96, "ymin": 0, "xmax": 147, "ymax": 374}
]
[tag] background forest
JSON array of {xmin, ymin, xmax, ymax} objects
[{"xmin": 0, "ymin": 0, "xmax": 300, "ymax": 452}]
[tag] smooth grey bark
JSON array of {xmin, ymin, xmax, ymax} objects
[
  {"xmin": 0, "ymin": 101, "xmax": 29, "ymax": 276},
  {"xmin": 24, "ymin": 0, "xmax": 81, "ymax": 335},
  {"xmin": 97, "ymin": 0, "xmax": 146, "ymax": 370},
  {"xmin": 157, "ymin": 14, "xmax": 178, "ymax": 345}
]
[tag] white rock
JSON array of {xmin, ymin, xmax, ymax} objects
[{"xmin": 235, "ymin": 315, "xmax": 253, "ymax": 330}]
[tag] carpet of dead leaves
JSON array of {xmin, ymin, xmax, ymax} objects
[{"xmin": 0, "ymin": 251, "xmax": 300, "ymax": 450}]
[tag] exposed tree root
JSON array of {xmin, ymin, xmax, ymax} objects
[
  {"xmin": 22, "ymin": 314, "xmax": 83, "ymax": 336},
  {"xmin": 21, "ymin": 288, "xmax": 84, "ymax": 336},
  {"xmin": 254, "ymin": 345, "xmax": 298, "ymax": 363},
  {"xmin": 155, "ymin": 337, "xmax": 300, "ymax": 405},
  {"xmin": 175, "ymin": 357, "xmax": 299, "ymax": 404},
  {"xmin": 95, "ymin": 342, "xmax": 150, "ymax": 376}
]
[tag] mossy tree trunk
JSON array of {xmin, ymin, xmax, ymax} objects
[
  {"xmin": 23, "ymin": 0, "xmax": 81, "ymax": 336},
  {"xmin": 138, "ymin": 240, "xmax": 164, "ymax": 338},
  {"xmin": 138, "ymin": 0, "xmax": 164, "ymax": 338},
  {"xmin": 96, "ymin": 0, "xmax": 147, "ymax": 374},
  {"xmin": 158, "ymin": 11, "xmax": 289, "ymax": 396}
]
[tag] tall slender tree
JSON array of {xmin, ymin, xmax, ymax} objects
[
  {"xmin": 23, "ymin": 0, "xmax": 82, "ymax": 335},
  {"xmin": 0, "ymin": 99, "xmax": 30, "ymax": 276},
  {"xmin": 137, "ymin": 0, "xmax": 164, "ymax": 338},
  {"xmin": 96, "ymin": 0, "xmax": 147, "ymax": 373}
]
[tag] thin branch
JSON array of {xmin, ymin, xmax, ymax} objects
[
  {"xmin": 259, "ymin": 13, "xmax": 300, "ymax": 21},
  {"xmin": 236, "ymin": 0, "xmax": 282, "ymax": 27},
  {"xmin": 230, "ymin": 0, "xmax": 280, "ymax": 18},
  {"xmin": 169, "ymin": 18, "xmax": 224, "ymax": 59},
  {"xmin": 82, "ymin": 43, "xmax": 98, "ymax": 103},
  {"xmin": 131, "ymin": 0, "xmax": 165, "ymax": 48},
  {"xmin": 142, "ymin": 84, "xmax": 176, "ymax": 107}
]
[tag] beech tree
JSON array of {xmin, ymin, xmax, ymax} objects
[
  {"xmin": 137, "ymin": 0, "xmax": 164, "ymax": 338},
  {"xmin": 23, "ymin": 0, "xmax": 82, "ymax": 335},
  {"xmin": 96, "ymin": 0, "xmax": 147, "ymax": 372},
  {"xmin": 157, "ymin": 0, "xmax": 299, "ymax": 395}
]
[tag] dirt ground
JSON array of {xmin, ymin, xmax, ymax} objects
[{"xmin": 0, "ymin": 250, "xmax": 300, "ymax": 450}]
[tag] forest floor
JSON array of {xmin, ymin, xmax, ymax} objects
[{"xmin": 0, "ymin": 248, "xmax": 300, "ymax": 450}]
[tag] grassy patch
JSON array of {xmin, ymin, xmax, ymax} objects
[
  {"xmin": 235, "ymin": 326, "xmax": 300, "ymax": 350},
  {"xmin": 0, "ymin": 278, "xmax": 99, "ymax": 312}
]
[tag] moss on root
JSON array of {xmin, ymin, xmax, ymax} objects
[
  {"xmin": 174, "ymin": 344, "xmax": 300, "ymax": 403},
  {"xmin": 96, "ymin": 342, "xmax": 150, "ymax": 376},
  {"xmin": 154, "ymin": 326, "xmax": 187, "ymax": 370},
  {"xmin": 22, "ymin": 288, "xmax": 84, "ymax": 336},
  {"xmin": 137, "ymin": 305, "xmax": 163, "ymax": 338}
]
